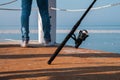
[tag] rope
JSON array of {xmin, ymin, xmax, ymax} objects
[
  {"xmin": 0, "ymin": 1, "xmax": 120, "ymax": 12},
  {"xmin": 0, "ymin": 0, "xmax": 17, "ymax": 6},
  {"xmin": 0, "ymin": 7, "xmax": 37, "ymax": 11},
  {"xmin": 50, "ymin": 2, "xmax": 120, "ymax": 12},
  {"xmin": 0, "ymin": 8, "xmax": 21, "ymax": 11}
]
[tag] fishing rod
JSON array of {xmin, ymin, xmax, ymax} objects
[{"xmin": 48, "ymin": 0, "xmax": 97, "ymax": 64}]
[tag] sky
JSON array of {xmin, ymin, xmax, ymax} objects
[{"xmin": 0, "ymin": 0, "xmax": 120, "ymax": 26}]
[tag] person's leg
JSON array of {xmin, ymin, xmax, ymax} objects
[
  {"xmin": 21, "ymin": 0, "xmax": 32, "ymax": 43},
  {"xmin": 21, "ymin": 0, "xmax": 32, "ymax": 47},
  {"xmin": 37, "ymin": 0, "xmax": 51, "ymax": 43}
]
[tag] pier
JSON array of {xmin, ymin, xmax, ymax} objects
[
  {"xmin": 0, "ymin": 42, "xmax": 120, "ymax": 80},
  {"xmin": 0, "ymin": 0, "xmax": 120, "ymax": 79}
]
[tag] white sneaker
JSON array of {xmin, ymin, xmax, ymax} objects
[{"xmin": 21, "ymin": 41, "xmax": 28, "ymax": 48}]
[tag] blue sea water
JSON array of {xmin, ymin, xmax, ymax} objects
[
  {"xmin": 57, "ymin": 33, "xmax": 120, "ymax": 53},
  {"xmin": 56, "ymin": 25, "xmax": 120, "ymax": 53},
  {"xmin": 0, "ymin": 25, "xmax": 120, "ymax": 53}
]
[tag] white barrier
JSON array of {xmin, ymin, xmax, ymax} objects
[{"xmin": 38, "ymin": 0, "xmax": 56, "ymax": 44}]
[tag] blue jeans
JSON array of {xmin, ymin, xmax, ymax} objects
[{"xmin": 21, "ymin": 0, "xmax": 51, "ymax": 42}]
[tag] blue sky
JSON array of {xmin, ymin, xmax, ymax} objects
[{"xmin": 0, "ymin": 0, "xmax": 120, "ymax": 26}]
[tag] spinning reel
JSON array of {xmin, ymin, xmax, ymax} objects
[{"xmin": 72, "ymin": 30, "xmax": 89, "ymax": 48}]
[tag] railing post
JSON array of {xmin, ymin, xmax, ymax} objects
[{"xmin": 38, "ymin": 0, "xmax": 56, "ymax": 44}]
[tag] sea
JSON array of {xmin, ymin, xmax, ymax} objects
[{"xmin": 0, "ymin": 25, "xmax": 120, "ymax": 53}]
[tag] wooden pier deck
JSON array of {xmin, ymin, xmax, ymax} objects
[{"xmin": 0, "ymin": 42, "xmax": 120, "ymax": 80}]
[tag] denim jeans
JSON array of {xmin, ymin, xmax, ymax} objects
[{"xmin": 21, "ymin": 0, "xmax": 51, "ymax": 42}]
